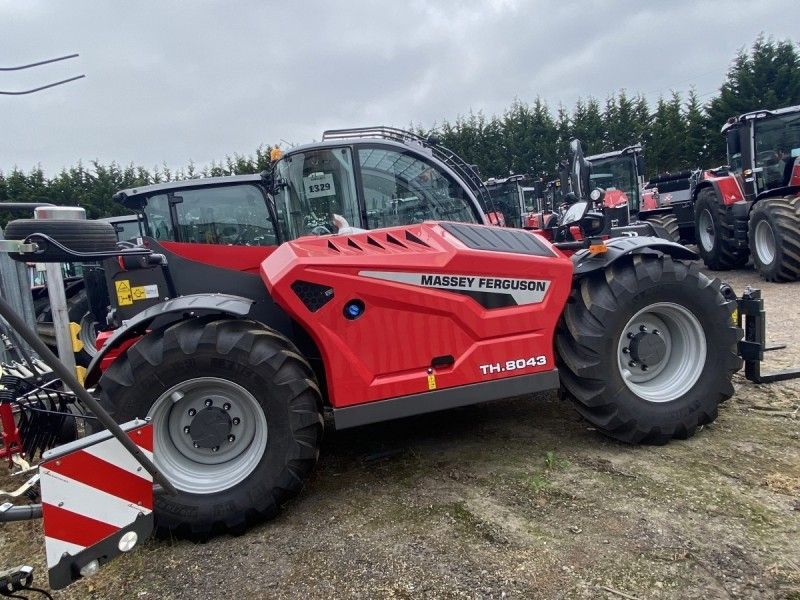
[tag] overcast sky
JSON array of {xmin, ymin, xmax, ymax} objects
[{"xmin": 0, "ymin": 0, "xmax": 797, "ymax": 175}]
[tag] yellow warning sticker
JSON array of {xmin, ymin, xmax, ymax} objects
[
  {"xmin": 131, "ymin": 284, "xmax": 159, "ymax": 302},
  {"xmin": 427, "ymin": 373, "xmax": 437, "ymax": 390},
  {"xmin": 115, "ymin": 279, "xmax": 133, "ymax": 306},
  {"xmin": 731, "ymin": 308, "xmax": 739, "ymax": 326}
]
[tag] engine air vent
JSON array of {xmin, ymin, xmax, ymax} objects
[{"xmin": 291, "ymin": 280, "xmax": 335, "ymax": 312}]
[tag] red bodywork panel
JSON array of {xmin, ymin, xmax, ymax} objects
[
  {"xmin": 791, "ymin": 160, "xmax": 800, "ymax": 187},
  {"xmin": 603, "ymin": 189, "xmax": 629, "ymax": 208},
  {"xmin": 641, "ymin": 189, "xmax": 658, "ymax": 210},
  {"xmin": 523, "ymin": 213, "xmax": 541, "ymax": 229},
  {"xmin": 701, "ymin": 171, "xmax": 746, "ymax": 205},
  {"xmin": 158, "ymin": 241, "xmax": 276, "ymax": 273},
  {"xmin": 262, "ymin": 222, "xmax": 572, "ymax": 409},
  {"xmin": 96, "ymin": 331, "xmax": 141, "ymax": 373}
]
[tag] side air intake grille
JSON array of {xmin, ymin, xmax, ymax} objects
[
  {"xmin": 291, "ymin": 280, "xmax": 334, "ymax": 312},
  {"xmin": 440, "ymin": 222, "xmax": 554, "ymax": 257}
]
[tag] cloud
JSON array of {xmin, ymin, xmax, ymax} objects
[{"xmin": 0, "ymin": 0, "xmax": 796, "ymax": 174}]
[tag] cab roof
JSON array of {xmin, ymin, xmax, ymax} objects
[
  {"xmin": 586, "ymin": 144, "xmax": 642, "ymax": 162},
  {"xmin": 721, "ymin": 104, "xmax": 800, "ymax": 133},
  {"xmin": 113, "ymin": 174, "xmax": 267, "ymax": 209}
]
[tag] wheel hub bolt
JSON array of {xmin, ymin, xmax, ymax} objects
[
  {"xmin": 627, "ymin": 332, "xmax": 634, "ymax": 339},
  {"xmin": 629, "ymin": 360, "xmax": 639, "ymax": 368},
  {"xmin": 228, "ymin": 435, "xmax": 235, "ymax": 443},
  {"xmin": 622, "ymin": 347, "xmax": 629, "ymax": 354},
  {"xmin": 641, "ymin": 365, "xmax": 648, "ymax": 371},
  {"xmin": 639, "ymin": 325, "xmax": 647, "ymax": 332},
  {"xmin": 192, "ymin": 442, "xmax": 199, "ymax": 449},
  {"xmin": 188, "ymin": 408, "xmax": 196, "ymax": 417},
  {"xmin": 204, "ymin": 399, "xmax": 213, "ymax": 407},
  {"xmin": 183, "ymin": 426, "xmax": 190, "ymax": 434},
  {"xmin": 223, "ymin": 403, "xmax": 231, "ymax": 411},
  {"xmin": 232, "ymin": 418, "xmax": 241, "ymax": 426},
  {"xmin": 652, "ymin": 329, "xmax": 660, "ymax": 336},
  {"xmin": 211, "ymin": 446, "xmax": 219, "ymax": 452}
]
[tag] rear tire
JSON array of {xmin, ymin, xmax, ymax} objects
[
  {"xmin": 694, "ymin": 189, "xmax": 748, "ymax": 270},
  {"xmin": 93, "ymin": 317, "xmax": 323, "ymax": 537},
  {"xmin": 748, "ymin": 195, "xmax": 800, "ymax": 282},
  {"xmin": 643, "ymin": 212, "xmax": 680, "ymax": 243},
  {"xmin": 555, "ymin": 254, "xmax": 741, "ymax": 444}
]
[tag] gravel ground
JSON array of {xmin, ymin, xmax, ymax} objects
[{"xmin": 2, "ymin": 263, "xmax": 799, "ymax": 599}]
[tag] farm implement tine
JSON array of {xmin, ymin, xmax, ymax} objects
[{"xmin": 737, "ymin": 287, "xmax": 800, "ymax": 383}]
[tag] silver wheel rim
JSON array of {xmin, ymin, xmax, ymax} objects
[
  {"xmin": 616, "ymin": 303, "xmax": 707, "ymax": 403},
  {"xmin": 148, "ymin": 377, "xmax": 268, "ymax": 494},
  {"xmin": 698, "ymin": 209, "xmax": 715, "ymax": 252},
  {"xmin": 79, "ymin": 312, "xmax": 98, "ymax": 357},
  {"xmin": 754, "ymin": 220, "xmax": 776, "ymax": 265}
]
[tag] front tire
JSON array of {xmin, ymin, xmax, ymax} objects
[
  {"xmin": 94, "ymin": 317, "xmax": 323, "ymax": 537},
  {"xmin": 643, "ymin": 212, "xmax": 680, "ymax": 243},
  {"xmin": 556, "ymin": 254, "xmax": 741, "ymax": 444},
  {"xmin": 694, "ymin": 188, "xmax": 748, "ymax": 270},
  {"xmin": 748, "ymin": 195, "xmax": 800, "ymax": 282}
]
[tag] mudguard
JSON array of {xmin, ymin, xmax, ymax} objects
[
  {"xmin": 755, "ymin": 184, "xmax": 800, "ymax": 201},
  {"xmin": 84, "ymin": 294, "xmax": 253, "ymax": 387},
  {"xmin": 571, "ymin": 236, "xmax": 698, "ymax": 278},
  {"xmin": 694, "ymin": 175, "xmax": 746, "ymax": 206}
]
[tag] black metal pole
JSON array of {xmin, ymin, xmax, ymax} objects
[
  {"xmin": 0, "ymin": 504, "xmax": 42, "ymax": 522},
  {"xmin": 0, "ymin": 294, "xmax": 177, "ymax": 495},
  {"xmin": 0, "ymin": 75, "xmax": 86, "ymax": 96},
  {"xmin": 0, "ymin": 53, "xmax": 79, "ymax": 71}
]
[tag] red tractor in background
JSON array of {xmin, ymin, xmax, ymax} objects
[
  {"xmin": 692, "ymin": 104, "xmax": 800, "ymax": 281},
  {"xmin": 585, "ymin": 144, "xmax": 695, "ymax": 243},
  {"xmin": 482, "ymin": 174, "xmax": 547, "ymax": 229}
]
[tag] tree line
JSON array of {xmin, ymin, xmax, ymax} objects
[{"xmin": 1, "ymin": 35, "xmax": 798, "ymax": 221}]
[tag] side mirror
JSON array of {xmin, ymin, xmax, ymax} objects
[
  {"xmin": 562, "ymin": 201, "xmax": 589, "ymax": 226},
  {"xmin": 727, "ymin": 130, "xmax": 742, "ymax": 157}
]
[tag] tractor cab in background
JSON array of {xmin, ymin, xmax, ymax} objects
[
  {"xmin": 482, "ymin": 174, "xmax": 545, "ymax": 228},
  {"xmin": 585, "ymin": 144, "xmax": 644, "ymax": 227}
]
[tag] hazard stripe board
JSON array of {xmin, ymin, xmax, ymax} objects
[{"xmin": 39, "ymin": 421, "xmax": 154, "ymax": 589}]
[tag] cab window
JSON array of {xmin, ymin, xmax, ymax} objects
[
  {"xmin": 142, "ymin": 185, "xmax": 276, "ymax": 246},
  {"xmin": 141, "ymin": 194, "xmax": 175, "ymax": 240},
  {"xmin": 273, "ymin": 147, "xmax": 361, "ymax": 239},
  {"xmin": 113, "ymin": 218, "xmax": 142, "ymax": 241},
  {"xmin": 357, "ymin": 147, "xmax": 479, "ymax": 228}
]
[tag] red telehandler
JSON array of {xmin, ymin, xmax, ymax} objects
[{"xmin": 2, "ymin": 129, "xmax": 798, "ymax": 572}]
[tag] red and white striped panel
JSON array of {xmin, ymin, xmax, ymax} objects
[{"xmin": 40, "ymin": 424, "xmax": 154, "ymax": 569}]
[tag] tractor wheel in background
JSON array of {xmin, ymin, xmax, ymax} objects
[
  {"xmin": 555, "ymin": 254, "xmax": 741, "ymax": 445},
  {"xmin": 643, "ymin": 212, "xmax": 680, "ymax": 243},
  {"xmin": 693, "ymin": 189, "xmax": 748, "ymax": 270},
  {"xmin": 34, "ymin": 285, "xmax": 99, "ymax": 367},
  {"xmin": 66, "ymin": 289, "xmax": 100, "ymax": 366},
  {"xmin": 92, "ymin": 317, "xmax": 324, "ymax": 537},
  {"xmin": 3, "ymin": 218, "xmax": 118, "ymax": 262},
  {"xmin": 747, "ymin": 195, "xmax": 800, "ymax": 282}
]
